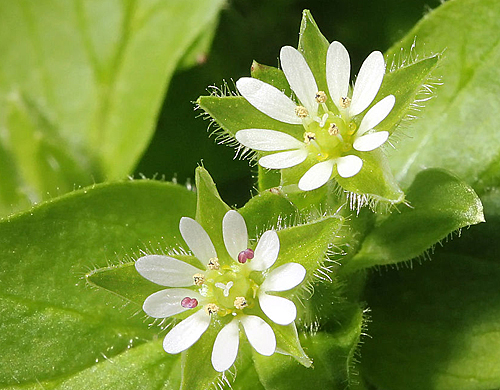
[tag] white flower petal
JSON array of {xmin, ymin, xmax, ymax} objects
[
  {"xmin": 260, "ymin": 263, "xmax": 306, "ymax": 292},
  {"xmin": 280, "ymin": 46, "xmax": 318, "ymax": 115},
  {"xmin": 143, "ymin": 288, "xmax": 201, "ymax": 318},
  {"xmin": 236, "ymin": 77, "xmax": 302, "ymax": 124},
  {"xmin": 163, "ymin": 309, "xmax": 210, "ymax": 354},
  {"xmin": 212, "ymin": 319, "xmax": 240, "ymax": 372},
  {"xmin": 249, "ymin": 230, "xmax": 280, "ymax": 271},
  {"xmin": 357, "ymin": 95, "xmax": 395, "ymax": 136},
  {"xmin": 135, "ymin": 255, "xmax": 203, "ymax": 287},
  {"xmin": 179, "ymin": 217, "xmax": 216, "ymax": 264},
  {"xmin": 326, "ymin": 41, "xmax": 351, "ymax": 111},
  {"xmin": 298, "ymin": 160, "xmax": 335, "ymax": 191},
  {"xmin": 235, "ymin": 129, "xmax": 304, "ymax": 151},
  {"xmin": 353, "ymin": 131, "xmax": 389, "ymax": 152},
  {"xmin": 240, "ymin": 315, "xmax": 276, "ymax": 356},
  {"xmin": 259, "ymin": 293, "xmax": 297, "ymax": 325},
  {"xmin": 350, "ymin": 51, "xmax": 385, "ymax": 116},
  {"xmin": 336, "ymin": 155, "xmax": 363, "ymax": 178},
  {"xmin": 223, "ymin": 210, "xmax": 248, "ymax": 261},
  {"xmin": 259, "ymin": 149, "xmax": 308, "ymax": 169}
]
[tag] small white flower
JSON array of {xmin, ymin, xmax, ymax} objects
[
  {"xmin": 235, "ymin": 41, "xmax": 395, "ymax": 191},
  {"xmin": 135, "ymin": 210, "xmax": 306, "ymax": 372}
]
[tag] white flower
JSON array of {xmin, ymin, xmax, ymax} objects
[
  {"xmin": 135, "ymin": 210, "xmax": 306, "ymax": 372},
  {"xmin": 235, "ymin": 41, "xmax": 395, "ymax": 191}
]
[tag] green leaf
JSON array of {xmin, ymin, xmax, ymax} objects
[
  {"xmin": 0, "ymin": 180, "xmax": 195, "ymax": 388},
  {"xmin": 0, "ymin": 0, "xmax": 225, "ymax": 215},
  {"xmin": 345, "ymin": 169, "xmax": 484, "ymax": 272},
  {"xmin": 385, "ymin": 0, "xmax": 500, "ymax": 192},
  {"xmin": 361, "ymin": 253, "xmax": 500, "ymax": 390}
]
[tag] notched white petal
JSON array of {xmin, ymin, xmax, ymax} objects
[
  {"xmin": 240, "ymin": 315, "xmax": 276, "ymax": 356},
  {"xmin": 260, "ymin": 263, "xmax": 306, "ymax": 292},
  {"xmin": 212, "ymin": 319, "xmax": 240, "ymax": 372},
  {"xmin": 179, "ymin": 217, "xmax": 216, "ymax": 264},
  {"xmin": 298, "ymin": 160, "xmax": 335, "ymax": 191},
  {"xmin": 350, "ymin": 51, "xmax": 385, "ymax": 116},
  {"xmin": 236, "ymin": 77, "xmax": 302, "ymax": 124},
  {"xmin": 235, "ymin": 129, "xmax": 304, "ymax": 151},
  {"xmin": 353, "ymin": 131, "xmax": 389, "ymax": 152},
  {"xmin": 250, "ymin": 230, "xmax": 280, "ymax": 271},
  {"xmin": 259, "ymin": 293, "xmax": 297, "ymax": 325},
  {"xmin": 280, "ymin": 46, "xmax": 318, "ymax": 116},
  {"xmin": 336, "ymin": 155, "xmax": 363, "ymax": 178},
  {"xmin": 326, "ymin": 41, "xmax": 351, "ymax": 110},
  {"xmin": 135, "ymin": 255, "xmax": 204, "ymax": 287},
  {"xmin": 259, "ymin": 149, "xmax": 308, "ymax": 169},
  {"xmin": 357, "ymin": 95, "xmax": 395, "ymax": 136},
  {"xmin": 143, "ymin": 288, "xmax": 201, "ymax": 318},
  {"xmin": 163, "ymin": 309, "xmax": 210, "ymax": 354},
  {"xmin": 223, "ymin": 210, "xmax": 248, "ymax": 261}
]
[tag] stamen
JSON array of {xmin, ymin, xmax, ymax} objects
[
  {"xmin": 193, "ymin": 273, "xmax": 205, "ymax": 286},
  {"xmin": 238, "ymin": 248, "xmax": 254, "ymax": 264},
  {"xmin": 315, "ymin": 91, "xmax": 327, "ymax": 103},
  {"xmin": 303, "ymin": 132, "xmax": 316, "ymax": 144},
  {"xmin": 234, "ymin": 297, "xmax": 248, "ymax": 310},
  {"xmin": 205, "ymin": 303, "xmax": 220, "ymax": 315},
  {"xmin": 295, "ymin": 105, "xmax": 309, "ymax": 118},
  {"xmin": 215, "ymin": 281, "xmax": 234, "ymax": 297},
  {"xmin": 181, "ymin": 297, "xmax": 198, "ymax": 309},
  {"xmin": 328, "ymin": 123, "xmax": 339, "ymax": 136},
  {"xmin": 340, "ymin": 96, "xmax": 351, "ymax": 109},
  {"xmin": 207, "ymin": 257, "xmax": 220, "ymax": 270}
]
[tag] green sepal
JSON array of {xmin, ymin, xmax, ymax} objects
[
  {"xmin": 297, "ymin": 10, "xmax": 329, "ymax": 94},
  {"xmin": 251, "ymin": 61, "xmax": 292, "ymax": 95},
  {"xmin": 258, "ymin": 164, "xmax": 282, "ymax": 191},
  {"xmin": 194, "ymin": 166, "xmax": 230, "ymax": 262},
  {"xmin": 346, "ymin": 169, "xmax": 484, "ymax": 272},
  {"xmin": 336, "ymin": 149, "xmax": 405, "ymax": 205},
  {"xmin": 253, "ymin": 306, "xmax": 364, "ymax": 389},
  {"xmin": 276, "ymin": 215, "xmax": 344, "ymax": 278},
  {"xmin": 197, "ymin": 95, "xmax": 303, "ymax": 139},
  {"xmin": 376, "ymin": 54, "xmax": 440, "ymax": 134},
  {"xmin": 180, "ymin": 322, "xmax": 221, "ymax": 390}
]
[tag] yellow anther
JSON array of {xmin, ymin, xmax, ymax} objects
[
  {"xmin": 328, "ymin": 123, "xmax": 339, "ymax": 136},
  {"xmin": 295, "ymin": 105, "xmax": 309, "ymax": 118},
  {"xmin": 234, "ymin": 297, "xmax": 248, "ymax": 310},
  {"xmin": 315, "ymin": 91, "xmax": 327, "ymax": 103},
  {"xmin": 303, "ymin": 132, "xmax": 316, "ymax": 144},
  {"xmin": 207, "ymin": 257, "xmax": 220, "ymax": 270},
  {"xmin": 193, "ymin": 273, "xmax": 205, "ymax": 286},
  {"xmin": 340, "ymin": 96, "xmax": 351, "ymax": 109},
  {"xmin": 205, "ymin": 303, "xmax": 220, "ymax": 315}
]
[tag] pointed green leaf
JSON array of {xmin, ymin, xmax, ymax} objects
[
  {"xmin": 197, "ymin": 95, "xmax": 303, "ymax": 139},
  {"xmin": 194, "ymin": 167, "xmax": 230, "ymax": 257},
  {"xmin": 297, "ymin": 10, "xmax": 329, "ymax": 94},
  {"xmin": 346, "ymin": 169, "xmax": 484, "ymax": 272}
]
